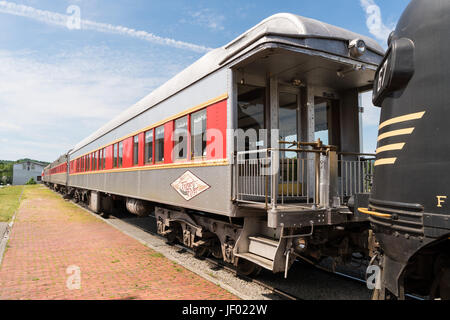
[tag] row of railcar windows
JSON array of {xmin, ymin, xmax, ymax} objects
[
  {"xmin": 50, "ymin": 163, "xmax": 67, "ymax": 175},
  {"xmin": 71, "ymin": 106, "xmax": 209, "ymax": 174},
  {"xmin": 72, "ymin": 148, "xmax": 106, "ymax": 173}
]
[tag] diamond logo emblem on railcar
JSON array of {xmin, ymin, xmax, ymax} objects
[{"xmin": 171, "ymin": 171, "xmax": 210, "ymax": 201}]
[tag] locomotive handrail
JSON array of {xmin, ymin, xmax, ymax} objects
[{"xmin": 358, "ymin": 207, "xmax": 392, "ymax": 218}]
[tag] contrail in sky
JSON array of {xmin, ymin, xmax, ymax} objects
[{"xmin": 0, "ymin": 1, "xmax": 213, "ymax": 53}]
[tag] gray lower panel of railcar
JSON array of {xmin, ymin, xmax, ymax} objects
[
  {"xmin": 47, "ymin": 174, "xmax": 67, "ymax": 186},
  {"xmin": 69, "ymin": 166, "xmax": 234, "ymax": 216}
]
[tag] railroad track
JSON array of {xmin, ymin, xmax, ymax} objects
[
  {"xmin": 62, "ymin": 191, "xmax": 423, "ymax": 301},
  {"xmin": 70, "ymin": 198, "xmax": 302, "ymax": 300}
]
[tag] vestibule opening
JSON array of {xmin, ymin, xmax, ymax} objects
[
  {"xmin": 232, "ymin": 46, "xmax": 377, "ymax": 208},
  {"xmin": 314, "ymin": 97, "xmax": 341, "ymax": 150},
  {"xmin": 237, "ymin": 84, "xmax": 267, "ymax": 152}
]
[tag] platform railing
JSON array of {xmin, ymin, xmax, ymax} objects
[
  {"xmin": 338, "ymin": 152, "xmax": 376, "ymax": 200},
  {"xmin": 234, "ymin": 140, "xmax": 331, "ymax": 209}
]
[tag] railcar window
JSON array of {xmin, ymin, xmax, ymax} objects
[
  {"xmin": 174, "ymin": 116, "xmax": 188, "ymax": 160},
  {"xmin": 191, "ymin": 109, "xmax": 207, "ymax": 158},
  {"xmin": 155, "ymin": 126, "xmax": 164, "ymax": 163},
  {"xmin": 118, "ymin": 142, "xmax": 123, "ymax": 168},
  {"xmin": 133, "ymin": 135, "xmax": 139, "ymax": 166},
  {"xmin": 102, "ymin": 148, "xmax": 106, "ymax": 169},
  {"xmin": 93, "ymin": 152, "xmax": 97, "ymax": 171},
  {"xmin": 145, "ymin": 130, "xmax": 153, "ymax": 164},
  {"xmin": 113, "ymin": 144, "xmax": 118, "ymax": 168}
]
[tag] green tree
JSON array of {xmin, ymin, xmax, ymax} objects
[{"xmin": 26, "ymin": 178, "xmax": 37, "ymax": 185}]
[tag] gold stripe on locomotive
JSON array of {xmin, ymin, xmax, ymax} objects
[
  {"xmin": 374, "ymin": 157, "xmax": 397, "ymax": 166},
  {"xmin": 376, "ymin": 143, "xmax": 406, "ymax": 154},
  {"xmin": 377, "ymin": 128, "xmax": 415, "ymax": 141},
  {"xmin": 379, "ymin": 111, "xmax": 426, "ymax": 130}
]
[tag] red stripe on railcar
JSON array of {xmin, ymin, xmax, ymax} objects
[
  {"xmin": 123, "ymin": 137, "xmax": 133, "ymax": 168},
  {"xmin": 206, "ymin": 100, "xmax": 227, "ymax": 160},
  {"xmin": 105, "ymin": 145, "xmax": 113, "ymax": 170},
  {"xmin": 164, "ymin": 121, "xmax": 174, "ymax": 164}
]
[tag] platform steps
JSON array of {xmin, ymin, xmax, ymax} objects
[{"xmin": 235, "ymin": 235, "xmax": 280, "ymax": 271}]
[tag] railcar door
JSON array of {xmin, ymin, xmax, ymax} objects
[
  {"xmin": 314, "ymin": 97, "xmax": 341, "ymax": 149},
  {"xmin": 237, "ymin": 84, "xmax": 267, "ymax": 152}
]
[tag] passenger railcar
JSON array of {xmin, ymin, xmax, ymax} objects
[
  {"xmin": 362, "ymin": 0, "xmax": 450, "ymax": 300},
  {"xmin": 44, "ymin": 14, "xmax": 384, "ymax": 277}
]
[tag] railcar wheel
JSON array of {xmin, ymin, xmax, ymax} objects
[
  {"xmin": 431, "ymin": 268, "xmax": 450, "ymax": 300},
  {"xmin": 210, "ymin": 244, "xmax": 223, "ymax": 260},
  {"xmin": 193, "ymin": 246, "xmax": 209, "ymax": 258},
  {"xmin": 431, "ymin": 254, "xmax": 450, "ymax": 300},
  {"xmin": 237, "ymin": 259, "xmax": 262, "ymax": 277},
  {"xmin": 439, "ymin": 268, "xmax": 450, "ymax": 300}
]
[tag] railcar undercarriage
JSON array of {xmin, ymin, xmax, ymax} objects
[{"xmin": 48, "ymin": 183, "xmax": 373, "ymax": 277}]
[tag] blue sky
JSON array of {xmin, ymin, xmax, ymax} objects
[{"xmin": 0, "ymin": 0, "xmax": 410, "ymax": 162}]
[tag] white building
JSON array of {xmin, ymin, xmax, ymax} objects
[{"xmin": 12, "ymin": 161, "xmax": 46, "ymax": 185}]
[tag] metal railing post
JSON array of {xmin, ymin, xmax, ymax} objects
[
  {"xmin": 271, "ymin": 149, "xmax": 278, "ymax": 210},
  {"xmin": 315, "ymin": 152, "xmax": 320, "ymax": 206}
]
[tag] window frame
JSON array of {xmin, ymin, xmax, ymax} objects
[
  {"xmin": 155, "ymin": 125, "xmax": 165, "ymax": 163},
  {"xmin": 118, "ymin": 141, "xmax": 123, "ymax": 168},
  {"xmin": 133, "ymin": 135, "xmax": 139, "ymax": 166},
  {"xmin": 102, "ymin": 148, "xmax": 106, "ymax": 170},
  {"xmin": 145, "ymin": 129, "xmax": 154, "ymax": 165},
  {"xmin": 174, "ymin": 116, "xmax": 189, "ymax": 162},
  {"xmin": 191, "ymin": 109, "xmax": 207, "ymax": 160},
  {"xmin": 113, "ymin": 144, "xmax": 118, "ymax": 168}
]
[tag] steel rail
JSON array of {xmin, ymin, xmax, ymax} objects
[{"xmin": 53, "ymin": 187, "xmax": 424, "ymax": 301}]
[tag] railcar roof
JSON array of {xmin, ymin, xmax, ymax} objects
[{"xmin": 70, "ymin": 13, "xmax": 383, "ymax": 155}]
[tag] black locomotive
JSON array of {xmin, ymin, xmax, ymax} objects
[{"xmin": 367, "ymin": 0, "xmax": 450, "ymax": 300}]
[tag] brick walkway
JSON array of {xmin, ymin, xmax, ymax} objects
[{"xmin": 0, "ymin": 186, "xmax": 237, "ymax": 300}]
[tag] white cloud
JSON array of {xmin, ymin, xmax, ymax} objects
[
  {"xmin": 0, "ymin": 122, "xmax": 21, "ymax": 131},
  {"xmin": 0, "ymin": 47, "xmax": 186, "ymax": 162},
  {"xmin": 181, "ymin": 8, "xmax": 226, "ymax": 31},
  {"xmin": 360, "ymin": 0, "xmax": 394, "ymax": 43},
  {"xmin": 0, "ymin": 0, "xmax": 213, "ymax": 53}
]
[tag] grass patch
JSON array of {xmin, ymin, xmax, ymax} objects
[
  {"xmin": 150, "ymin": 252, "xmax": 165, "ymax": 258},
  {"xmin": 0, "ymin": 186, "xmax": 24, "ymax": 222}
]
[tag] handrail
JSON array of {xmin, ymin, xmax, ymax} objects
[
  {"xmin": 358, "ymin": 207, "xmax": 392, "ymax": 218},
  {"xmin": 338, "ymin": 151, "xmax": 376, "ymax": 157},
  {"xmin": 235, "ymin": 143, "xmax": 323, "ymax": 208}
]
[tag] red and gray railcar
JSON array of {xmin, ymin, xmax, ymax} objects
[{"xmin": 44, "ymin": 14, "xmax": 384, "ymax": 277}]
